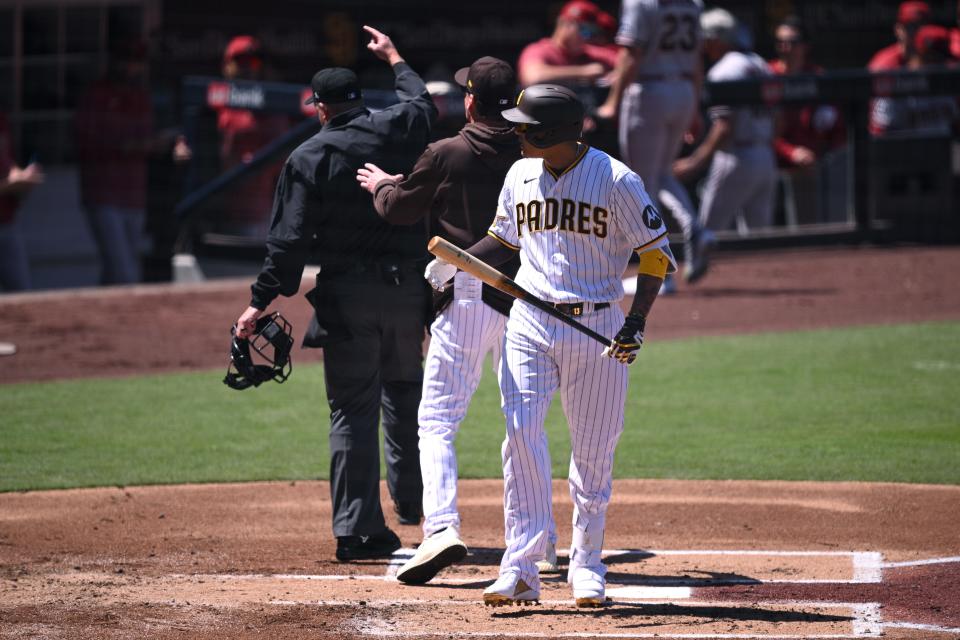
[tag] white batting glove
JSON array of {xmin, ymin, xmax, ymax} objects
[{"xmin": 424, "ymin": 258, "xmax": 457, "ymax": 291}]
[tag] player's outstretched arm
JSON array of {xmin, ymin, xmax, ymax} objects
[{"xmin": 363, "ymin": 25, "xmax": 404, "ymax": 66}]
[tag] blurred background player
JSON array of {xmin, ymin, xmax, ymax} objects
[
  {"xmin": 75, "ymin": 41, "xmax": 153, "ymax": 285},
  {"xmin": 597, "ymin": 0, "xmax": 711, "ymax": 295},
  {"xmin": 213, "ymin": 35, "xmax": 291, "ymax": 238},
  {"xmin": 768, "ymin": 15, "xmax": 846, "ymax": 226},
  {"xmin": 0, "ymin": 111, "xmax": 43, "ymax": 294},
  {"xmin": 516, "ymin": 0, "xmax": 617, "ymax": 88},
  {"xmin": 674, "ymin": 8, "xmax": 776, "ymax": 235},
  {"xmin": 868, "ymin": 1, "xmax": 931, "ymax": 71}
]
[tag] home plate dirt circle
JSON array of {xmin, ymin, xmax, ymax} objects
[{"xmin": 2, "ymin": 479, "xmax": 959, "ymax": 639}]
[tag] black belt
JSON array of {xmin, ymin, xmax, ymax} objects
[
  {"xmin": 318, "ymin": 259, "xmax": 425, "ymax": 277},
  {"xmin": 553, "ymin": 301, "xmax": 610, "ymax": 317}
]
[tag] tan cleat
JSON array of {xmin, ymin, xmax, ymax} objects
[
  {"xmin": 535, "ymin": 540, "xmax": 560, "ymax": 574},
  {"xmin": 396, "ymin": 527, "xmax": 468, "ymax": 585},
  {"xmin": 482, "ymin": 574, "xmax": 540, "ymax": 607},
  {"xmin": 571, "ymin": 565, "xmax": 607, "ymax": 608}
]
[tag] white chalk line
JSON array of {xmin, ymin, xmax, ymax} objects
[
  {"xmin": 882, "ymin": 555, "xmax": 960, "ymax": 568},
  {"xmin": 883, "ymin": 621, "xmax": 960, "ymax": 634},
  {"xmin": 852, "ymin": 552, "xmax": 883, "ymax": 584},
  {"xmin": 287, "ymin": 598, "xmax": 882, "ymax": 639},
  {"xmin": 174, "ymin": 551, "xmax": 960, "ymax": 637},
  {"xmin": 605, "ymin": 549, "xmax": 873, "ymax": 558},
  {"xmin": 350, "ymin": 632, "xmax": 867, "ymax": 639},
  {"xmin": 186, "ymin": 548, "xmax": 885, "ymax": 586},
  {"xmin": 851, "ymin": 603, "xmax": 882, "ymax": 636}
]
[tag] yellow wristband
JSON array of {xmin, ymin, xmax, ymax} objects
[{"xmin": 637, "ymin": 247, "xmax": 669, "ymax": 278}]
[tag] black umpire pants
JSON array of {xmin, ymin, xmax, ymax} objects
[{"xmin": 320, "ymin": 264, "xmax": 427, "ymax": 538}]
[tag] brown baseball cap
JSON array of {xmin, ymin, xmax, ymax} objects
[{"xmin": 454, "ymin": 57, "xmax": 516, "ymax": 112}]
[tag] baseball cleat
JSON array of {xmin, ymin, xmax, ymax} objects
[
  {"xmin": 396, "ymin": 527, "xmax": 468, "ymax": 585},
  {"xmin": 482, "ymin": 574, "xmax": 540, "ymax": 607},
  {"xmin": 570, "ymin": 565, "xmax": 607, "ymax": 608},
  {"xmin": 535, "ymin": 540, "xmax": 560, "ymax": 574}
]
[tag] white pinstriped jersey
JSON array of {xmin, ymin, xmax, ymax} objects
[
  {"xmin": 616, "ymin": 0, "xmax": 703, "ymax": 78},
  {"xmin": 488, "ymin": 144, "xmax": 676, "ymax": 304}
]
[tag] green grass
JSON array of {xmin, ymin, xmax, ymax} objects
[{"xmin": 2, "ymin": 322, "xmax": 959, "ymax": 491}]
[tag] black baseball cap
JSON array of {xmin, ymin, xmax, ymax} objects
[
  {"xmin": 304, "ymin": 68, "xmax": 361, "ymax": 106},
  {"xmin": 454, "ymin": 57, "xmax": 516, "ymax": 112}
]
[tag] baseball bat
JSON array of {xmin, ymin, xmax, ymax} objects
[{"xmin": 427, "ymin": 236, "xmax": 611, "ymax": 347}]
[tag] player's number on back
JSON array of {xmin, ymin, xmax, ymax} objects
[{"xmin": 659, "ymin": 14, "xmax": 697, "ymax": 51}]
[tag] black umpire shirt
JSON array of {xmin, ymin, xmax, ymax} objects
[{"xmin": 249, "ymin": 62, "xmax": 437, "ymax": 310}]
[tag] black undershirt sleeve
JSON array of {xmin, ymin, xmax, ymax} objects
[{"xmin": 464, "ymin": 234, "xmax": 518, "ymax": 268}]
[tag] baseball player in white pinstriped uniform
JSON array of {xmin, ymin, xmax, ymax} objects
[
  {"xmin": 440, "ymin": 84, "xmax": 675, "ymax": 607},
  {"xmin": 598, "ymin": 0, "xmax": 712, "ymax": 293}
]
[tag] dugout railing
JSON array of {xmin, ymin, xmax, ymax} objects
[{"xmin": 169, "ymin": 66, "xmax": 960, "ymax": 277}]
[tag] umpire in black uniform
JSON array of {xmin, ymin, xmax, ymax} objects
[{"xmin": 234, "ymin": 25, "xmax": 437, "ymax": 561}]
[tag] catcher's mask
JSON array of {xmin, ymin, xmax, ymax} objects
[{"xmin": 223, "ymin": 312, "xmax": 293, "ymax": 390}]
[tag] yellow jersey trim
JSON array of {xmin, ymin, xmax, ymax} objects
[
  {"xmin": 544, "ymin": 144, "xmax": 589, "ymax": 181},
  {"xmin": 487, "ymin": 230, "xmax": 520, "ymax": 251},
  {"xmin": 637, "ymin": 247, "xmax": 669, "ymax": 278},
  {"xmin": 633, "ymin": 231, "xmax": 668, "ymax": 253}
]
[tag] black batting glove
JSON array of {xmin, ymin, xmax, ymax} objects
[{"xmin": 602, "ymin": 313, "xmax": 646, "ymax": 365}]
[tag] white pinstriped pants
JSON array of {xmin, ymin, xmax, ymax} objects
[
  {"xmin": 418, "ymin": 273, "xmax": 507, "ymax": 538},
  {"xmin": 497, "ymin": 300, "xmax": 628, "ymax": 585}
]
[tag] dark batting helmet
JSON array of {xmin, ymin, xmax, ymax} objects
[
  {"xmin": 223, "ymin": 312, "xmax": 293, "ymax": 390},
  {"xmin": 501, "ymin": 84, "xmax": 585, "ymax": 149}
]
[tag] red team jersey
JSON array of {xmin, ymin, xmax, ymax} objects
[
  {"xmin": 517, "ymin": 38, "xmax": 617, "ymax": 79},
  {"xmin": 868, "ymin": 43, "xmax": 906, "ymax": 71},
  {"xmin": 767, "ymin": 60, "xmax": 846, "ymax": 167},
  {"xmin": 215, "ymin": 107, "xmax": 290, "ymax": 226}
]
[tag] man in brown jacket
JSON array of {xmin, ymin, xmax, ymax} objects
[{"xmin": 358, "ymin": 56, "xmax": 559, "ymax": 584}]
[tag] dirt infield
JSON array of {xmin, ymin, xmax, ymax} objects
[{"xmin": 2, "ymin": 245, "xmax": 960, "ymax": 638}]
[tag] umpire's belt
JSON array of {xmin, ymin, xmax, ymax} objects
[
  {"xmin": 317, "ymin": 259, "xmax": 424, "ymax": 278},
  {"xmin": 552, "ymin": 301, "xmax": 610, "ymax": 317}
]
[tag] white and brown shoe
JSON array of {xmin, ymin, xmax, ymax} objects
[
  {"xmin": 396, "ymin": 527, "xmax": 468, "ymax": 585},
  {"xmin": 570, "ymin": 565, "xmax": 607, "ymax": 608},
  {"xmin": 535, "ymin": 540, "xmax": 560, "ymax": 574},
  {"xmin": 482, "ymin": 573, "xmax": 540, "ymax": 607}
]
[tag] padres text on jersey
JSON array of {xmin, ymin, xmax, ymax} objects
[{"xmin": 489, "ymin": 145, "xmax": 676, "ymax": 303}]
